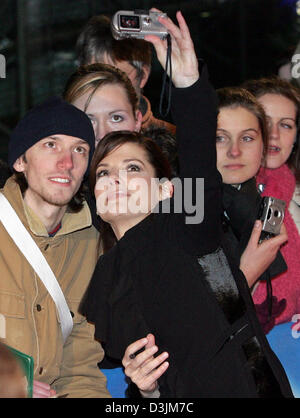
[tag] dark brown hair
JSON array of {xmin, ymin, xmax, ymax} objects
[
  {"xmin": 76, "ymin": 15, "xmax": 152, "ymax": 84},
  {"xmin": 217, "ymin": 86, "xmax": 269, "ymax": 162},
  {"xmin": 90, "ymin": 130, "xmax": 172, "ymax": 252},
  {"xmin": 243, "ymin": 76, "xmax": 300, "ymax": 183}
]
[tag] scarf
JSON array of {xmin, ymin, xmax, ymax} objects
[{"xmin": 254, "ymin": 164, "xmax": 300, "ymax": 331}]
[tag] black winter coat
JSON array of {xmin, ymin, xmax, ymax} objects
[{"xmin": 81, "ymin": 67, "xmax": 293, "ymax": 398}]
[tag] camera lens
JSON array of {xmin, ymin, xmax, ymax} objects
[{"xmin": 143, "ymin": 17, "xmax": 151, "ymax": 25}]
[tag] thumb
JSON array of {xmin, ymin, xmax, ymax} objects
[
  {"xmin": 144, "ymin": 35, "xmax": 167, "ymax": 67},
  {"xmin": 249, "ymin": 220, "xmax": 263, "ymax": 247}
]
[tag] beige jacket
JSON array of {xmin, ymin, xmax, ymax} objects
[{"xmin": 0, "ymin": 177, "xmax": 110, "ymax": 398}]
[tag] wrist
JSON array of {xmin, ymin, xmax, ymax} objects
[
  {"xmin": 173, "ymin": 74, "xmax": 199, "ymax": 88},
  {"xmin": 140, "ymin": 384, "xmax": 160, "ymax": 398}
]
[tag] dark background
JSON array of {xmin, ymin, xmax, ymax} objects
[{"xmin": 0, "ymin": 0, "xmax": 299, "ymax": 161}]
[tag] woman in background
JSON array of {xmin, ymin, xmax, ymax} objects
[
  {"xmin": 244, "ymin": 77, "xmax": 300, "ymax": 329},
  {"xmin": 216, "ymin": 86, "xmax": 288, "ymax": 333},
  {"xmin": 63, "ymin": 62, "xmax": 142, "ymax": 146}
]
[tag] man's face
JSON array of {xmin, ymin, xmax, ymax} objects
[{"xmin": 13, "ymin": 135, "xmax": 90, "ymax": 211}]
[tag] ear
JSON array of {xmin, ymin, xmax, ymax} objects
[
  {"xmin": 159, "ymin": 180, "xmax": 173, "ymax": 201},
  {"xmin": 13, "ymin": 156, "xmax": 26, "ymax": 173},
  {"xmin": 134, "ymin": 110, "xmax": 143, "ymax": 132},
  {"xmin": 139, "ymin": 65, "xmax": 151, "ymax": 89}
]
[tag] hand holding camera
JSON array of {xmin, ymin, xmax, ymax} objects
[
  {"xmin": 111, "ymin": 8, "xmax": 199, "ymax": 88},
  {"xmin": 111, "ymin": 10, "xmax": 169, "ymax": 40},
  {"xmin": 258, "ymin": 196, "xmax": 286, "ymax": 242}
]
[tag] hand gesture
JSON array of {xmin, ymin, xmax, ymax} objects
[
  {"xmin": 145, "ymin": 9, "xmax": 199, "ymax": 88},
  {"xmin": 33, "ymin": 380, "xmax": 57, "ymax": 398},
  {"xmin": 240, "ymin": 220, "xmax": 288, "ymax": 288},
  {"xmin": 122, "ymin": 333, "xmax": 169, "ymax": 396}
]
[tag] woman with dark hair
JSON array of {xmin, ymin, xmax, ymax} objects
[
  {"xmin": 81, "ymin": 10, "xmax": 293, "ymax": 397},
  {"xmin": 89, "ymin": 130, "xmax": 172, "ymax": 253},
  {"xmin": 243, "ymin": 77, "xmax": 300, "ymax": 330}
]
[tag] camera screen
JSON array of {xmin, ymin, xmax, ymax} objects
[{"xmin": 120, "ymin": 15, "xmax": 140, "ymax": 29}]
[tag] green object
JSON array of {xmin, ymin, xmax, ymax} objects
[{"xmin": 7, "ymin": 345, "xmax": 34, "ymax": 398}]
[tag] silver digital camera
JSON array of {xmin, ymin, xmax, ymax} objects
[
  {"xmin": 259, "ymin": 196, "xmax": 286, "ymax": 240},
  {"xmin": 111, "ymin": 10, "xmax": 169, "ymax": 40}
]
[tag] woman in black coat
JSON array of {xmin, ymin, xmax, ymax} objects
[{"xmin": 81, "ymin": 10, "xmax": 292, "ymax": 397}]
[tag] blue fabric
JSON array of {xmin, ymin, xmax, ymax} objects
[
  {"xmin": 101, "ymin": 323, "xmax": 300, "ymax": 398},
  {"xmin": 267, "ymin": 322, "xmax": 300, "ymax": 397},
  {"xmin": 101, "ymin": 367, "xmax": 128, "ymax": 398}
]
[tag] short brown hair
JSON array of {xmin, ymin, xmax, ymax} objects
[
  {"xmin": 90, "ymin": 130, "xmax": 172, "ymax": 252},
  {"xmin": 217, "ymin": 86, "xmax": 268, "ymax": 160},
  {"xmin": 76, "ymin": 15, "xmax": 152, "ymax": 84}
]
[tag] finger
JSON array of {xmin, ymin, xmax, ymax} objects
[
  {"xmin": 33, "ymin": 381, "xmax": 52, "ymax": 398},
  {"xmin": 33, "ymin": 380, "xmax": 51, "ymax": 391},
  {"xmin": 140, "ymin": 351, "xmax": 169, "ymax": 377},
  {"xmin": 122, "ymin": 337, "xmax": 148, "ymax": 366},
  {"xmin": 158, "ymin": 15, "xmax": 182, "ymax": 40},
  {"xmin": 149, "ymin": 7, "xmax": 162, "ymax": 13},
  {"xmin": 135, "ymin": 360, "xmax": 169, "ymax": 391},
  {"xmin": 175, "ymin": 11, "xmax": 192, "ymax": 41},
  {"xmin": 264, "ymin": 232, "xmax": 288, "ymax": 248},
  {"xmin": 126, "ymin": 337, "xmax": 148, "ymax": 357},
  {"xmin": 145, "ymin": 333, "xmax": 155, "ymax": 349},
  {"xmin": 147, "ymin": 359, "xmax": 169, "ymax": 381},
  {"xmin": 248, "ymin": 220, "xmax": 263, "ymax": 247},
  {"xmin": 126, "ymin": 345, "xmax": 159, "ymax": 373},
  {"xmin": 280, "ymin": 223, "xmax": 287, "ymax": 235},
  {"xmin": 159, "ymin": 11, "xmax": 192, "ymax": 45},
  {"xmin": 144, "ymin": 34, "xmax": 167, "ymax": 58}
]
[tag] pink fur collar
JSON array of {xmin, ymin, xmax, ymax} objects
[{"xmin": 254, "ymin": 164, "xmax": 300, "ymax": 329}]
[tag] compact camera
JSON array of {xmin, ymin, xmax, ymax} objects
[
  {"xmin": 258, "ymin": 196, "xmax": 286, "ymax": 241},
  {"xmin": 111, "ymin": 10, "xmax": 169, "ymax": 40}
]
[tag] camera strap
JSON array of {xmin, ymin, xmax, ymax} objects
[
  {"xmin": 159, "ymin": 34, "xmax": 172, "ymax": 118},
  {"xmin": 0, "ymin": 192, "xmax": 73, "ymax": 343}
]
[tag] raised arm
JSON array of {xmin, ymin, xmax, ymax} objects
[
  {"xmin": 148, "ymin": 10, "xmax": 222, "ymax": 253},
  {"xmin": 146, "ymin": 10, "xmax": 219, "ymax": 180}
]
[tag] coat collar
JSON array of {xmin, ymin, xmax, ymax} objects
[{"xmin": 2, "ymin": 176, "xmax": 92, "ymax": 237}]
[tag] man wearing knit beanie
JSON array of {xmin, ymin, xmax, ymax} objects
[{"xmin": 0, "ymin": 97, "xmax": 110, "ymax": 398}]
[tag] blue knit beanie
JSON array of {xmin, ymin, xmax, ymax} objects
[{"xmin": 8, "ymin": 97, "xmax": 95, "ymax": 171}]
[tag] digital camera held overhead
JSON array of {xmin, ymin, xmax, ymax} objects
[{"xmin": 111, "ymin": 10, "xmax": 169, "ymax": 40}]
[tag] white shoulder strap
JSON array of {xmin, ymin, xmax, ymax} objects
[{"xmin": 0, "ymin": 192, "xmax": 73, "ymax": 343}]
